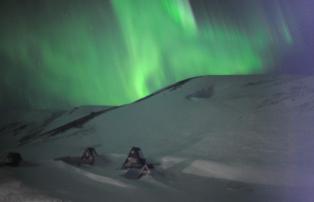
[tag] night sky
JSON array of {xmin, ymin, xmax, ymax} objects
[{"xmin": 0, "ymin": 0, "xmax": 313, "ymax": 109}]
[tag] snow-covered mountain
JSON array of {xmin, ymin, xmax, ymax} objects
[{"xmin": 1, "ymin": 75, "xmax": 314, "ymax": 202}]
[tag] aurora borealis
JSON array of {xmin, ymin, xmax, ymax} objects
[{"xmin": 0, "ymin": 0, "xmax": 303, "ymax": 108}]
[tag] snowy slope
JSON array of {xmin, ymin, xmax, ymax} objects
[{"xmin": 1, "ymin": 75, "xmax": 314, "ymax": 202}]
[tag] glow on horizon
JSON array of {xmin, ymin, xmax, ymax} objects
[{"xmin": 0, "ymin": 0, "xmax": 293, "ymax": 107}]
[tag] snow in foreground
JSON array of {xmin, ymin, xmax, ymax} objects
[
  {"xmin": 1, "ymin": 75, "xmax": 314, "ymax": 202},
  {"xmin": 0, "ymin": 170, "xmax": 64, "ymax": 202}
]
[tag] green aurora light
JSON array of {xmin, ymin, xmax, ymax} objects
[{"xmin": 0, "ymin": 0, "xmax": 293, "ymax": 107}]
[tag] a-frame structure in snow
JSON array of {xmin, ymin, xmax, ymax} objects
[{"xmin": 122, "ymin": 147, "xmax": 154, "ymax": 179}]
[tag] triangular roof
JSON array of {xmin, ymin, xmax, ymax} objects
[{"xmin": 122, "ymin": 147, "xmax": 146, "ymax": 169}]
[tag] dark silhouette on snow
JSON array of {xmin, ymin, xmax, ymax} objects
[
  {"xmin": 0, "ymin": 152, "xmax": 23, "ymax": 167},
  {"xmin": 80, "ymin": 147, "xmax": 98, "ymax": 165},
  {"xmin": 55, "ymin": 146, "xmax": 110, "ymax": 167},
  {"xmin": 122, "ymin": 147, "xmax": 154, "ymax": 179}
]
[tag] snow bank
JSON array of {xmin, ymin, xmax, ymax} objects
[
  {"xmin": 183, "ymin": 160, "xmax": 310, "ymax": 186},
  {"xmin": 54, "ymin": 161, "xmax": 131, "ymax": 188},
  {"xmin": 0, "ymin": 169, "xmax": 65, "ymax": 202}
]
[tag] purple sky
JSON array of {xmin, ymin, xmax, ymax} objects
[{"xmin": 276, "ymin": 0, "xmax": 314, "ymax": 73}]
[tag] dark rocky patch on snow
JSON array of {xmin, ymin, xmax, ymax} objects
[
  {"xmin": 19, "ymin": 107, "xmax": 119, "ymax": 146},
  {"xmin": 134, "ymin": 78, "xmax": 192, "ymax": 104},
  {"xmin": 186, "ymin": 86, "xmax": 214, "ymax": 101},
  {"xmin": 19, "ymin": 111, "xmax": 66, "ymax": 145}
]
